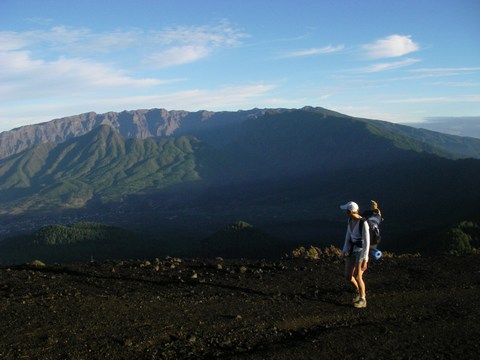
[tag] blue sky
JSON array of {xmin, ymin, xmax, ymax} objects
[{"xmin": 1, "ymin": 0, "xmax": 479, "ymax": 132}]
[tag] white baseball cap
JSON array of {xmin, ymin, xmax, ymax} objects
[{"xmin": 340, "ymin": 201, "xmax": 359, "ymax": 212}]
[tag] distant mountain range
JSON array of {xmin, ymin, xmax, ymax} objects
[
  {"xmin": 1, "ymin": 107, "xmax": 480, "ymax": 255},
  {"xmin": 408, "ymin": 117, "xmax": 480, "ymax": 139},
  {"xmin": 2, "ymin": 107, "xmax": 480, "ymax": 160}
]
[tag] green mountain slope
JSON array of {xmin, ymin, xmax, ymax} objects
[{"xmin": 0, "ymin": 125, "xmax": 207, "ymax": 213}]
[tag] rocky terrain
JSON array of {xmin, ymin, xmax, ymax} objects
[{"xmin": 1, "ymin": 253, "xmax": 479, "ymax": 359}]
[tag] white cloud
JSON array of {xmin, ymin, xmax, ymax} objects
[
  {"xmin": 0, "ymin": 21, "xmax": 247, "ymax": 100},
  {"xmin": 0, "ymin": 31, "xmax": 31, "ymax": 51},
  {"xmin": 384, "ymin": 94, "xmax": 480, "ymax": 104},
  {"xmin": 280, "ymin": 45, "xmax": 344, "ymax": 58},
  {"xmin": 428, "ymin": 81, "xmax": 480, "ymax": 87},
  {"xmin": 356, "ymin": 58, "xmax": 420, "ymax": 73},
  {"xmin": 0, "ymin": 27, "xmax": 168, "ymax": 101},
  {"xmin": 144, "ymin": 22, "xmax": 248, "ymax": 68},
  {"xmin": 0, "ymin": 50, "xmax": 164, "ymax": 101},
  {"xmin": 144, "ymin": 45, "xmax": 211, "ymax": 68},
  {"xmin": 363, "ymin": 35, "xmax": 419, "ymax": 59},
  {"xmin": 0, "ymin": 20, "xmax": 247, "ymax": 60},
  {"xmin": 156, "ymin": 22, "xmax": 247, "ymax": 47},
  {"xmin": 0, "ymin": 22, "xmax": 245, "ymax": 54},
  {"xmin": 48, "ymin": 26, "xmax": 142, "ymax": 53},
  {"xmin": 407, "ymin": 67, "xmax": 480, "ymax": 77}
]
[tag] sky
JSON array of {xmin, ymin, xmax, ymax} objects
[{"xmin": 1, "ymin": 0, "xmax": 479, "ymax": 133}]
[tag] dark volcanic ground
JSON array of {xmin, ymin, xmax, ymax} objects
[{"xmin": 0, "ymin": 254, "xmax": 479, "ymax": 359}]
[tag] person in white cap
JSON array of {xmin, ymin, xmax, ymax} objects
[{"xmin": 339, "ymin": 201, "xmax": 370, "ymax": 308}]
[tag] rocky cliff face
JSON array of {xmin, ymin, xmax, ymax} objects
[
  {"xmin": 0, "ymin": 108, "xmax": 264, "ymax": 160},
  {"xmin": 0, "ymin": 110, "xmax": 191, "ymax": 159}
]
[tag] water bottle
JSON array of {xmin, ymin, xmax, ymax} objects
[{"xmin": 369, "ymin": 248, "xmax": 382, "ymax": 260}]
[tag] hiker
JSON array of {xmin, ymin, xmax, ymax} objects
[{"xmin": 339, "ymin": 201, "xmax": 370, "ymax": 308}]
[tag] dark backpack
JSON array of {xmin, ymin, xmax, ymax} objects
[{"xmin": 360, "ymin": 212, "xmax": 382, "ymax": 248}]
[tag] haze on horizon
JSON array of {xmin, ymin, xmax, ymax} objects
[{"xmin": 1, "ymin": 0, "xmax": 479, "ymax": 133}]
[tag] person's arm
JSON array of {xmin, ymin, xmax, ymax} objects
[
  {"xmin": 340, "ymin": 222, "xmax": 351, "ymax": 257},
  {"xmin": 359, "ymin": 220, "xmax": 370, "ymax": 263}
]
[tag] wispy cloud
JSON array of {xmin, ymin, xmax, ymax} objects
[
  {"xmin": 9, "ymin": 21, "xmax": 246, "ymax": 52},
  {"xmin": 407, "ymin": 67, "xmax": 480, "ymax": 77},
  {"xmin": 0, "ymin": 20, "xmax": 248, "ymax": 63},
  {"xmin": 363, "ymin": 35, "xmax": 419, "ymax": 59},
  {"xmin": 144, "ymin": 22, "xmax": 248, "ymax": 68},
  {"xmin": 384, "ymin": 94, "xmax": 480, "ymax": 104},
  {"xmin": 355, "ymin": 58, "xmax": 420, "ymax": 73},
  {"xmin": 0, "ymin": 21, "xmax": 255, "ymax": 130},
  {"xmin": 144, "ymin": 46, "xmax": 211, "ymax": 68},
  {"xmin": 0, "ymin": 50, "xmax": 165, "ymax": 101},
  {"xmin": 428, "ymin": 81, "xmax": 480, "ymax": 87},
  {"xmin": 0, "ymin": 21, "xmax": 248, "ymax": 100},
  {"xmin": 280, "ymin": 45, "xmax": 344, "ymax": 58}
]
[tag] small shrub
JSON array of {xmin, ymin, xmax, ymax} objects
[
  {"xmin": 305, "ymin": 246, "xmax": 321, "ymax": 260},
  {"xmin": 396, "ymin": 252, "xmax": 421, "ymax": 258},
  {"xmin": 29, "ymin": 259, "xmax": 46, "ymax": 267},
  {"xmin": 381, "ymin": 251, "xmax": 395, "ymax": 258},
  {"xmin": 291, "ymin": 246, "xmax": 306, "ymax": 258},
  {"xmin": 323, "ymin": 245, "xmax": 341, "ymax": 257},
  {"xmin": 291, "ymin": 245, "xmax": 341, "ymax": 259}
]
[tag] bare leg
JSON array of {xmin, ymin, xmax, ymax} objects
[
  {"xmin": 344, "ymin": 257, "xmax": 359, "ymax": 292},
  {"xmin": 355, "ymin": 266, "xmax": 366, "ymax": 298}
]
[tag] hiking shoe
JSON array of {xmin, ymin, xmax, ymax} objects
[
  {"xmin": 352, "ymin": 293, "xmax": 361, "ymax": 303},
  {"xmin": 354, "ymin": 298, "xmax": 367, "ymax": 308}
]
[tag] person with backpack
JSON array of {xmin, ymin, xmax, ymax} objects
[{"xmin": 339, "ymin": 201, "xmax": 370, "ymax": 308}]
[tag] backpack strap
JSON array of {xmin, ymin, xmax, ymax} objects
[
  {"xmin": 359, "ymin": 217, "xmax": 367, "ymax": 232},
  {"xmin": 350, "ymin": 218, "xmax": 366, "ymax": 249}
]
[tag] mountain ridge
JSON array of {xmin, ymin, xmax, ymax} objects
[
  {"xmin": 2, "ymin": 107, "xmax": 480, "ymax": 160},
  {"xmin": 2, "ymin": 111, "xmax": 474, "ymax": 215}
]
